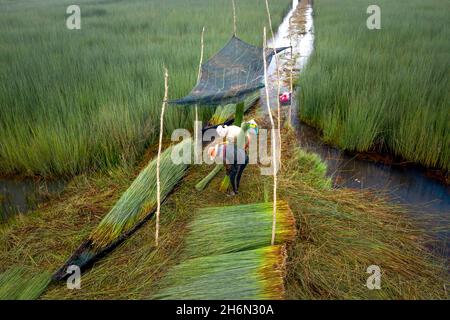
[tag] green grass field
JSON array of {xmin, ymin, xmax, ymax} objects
[
  {"xmin": 298, "ymin": 0, "xmax": 450, "ymax": 171},
  {"xmin": 0, "ymin": 0, "xmax": 291, "ymax": 177}
]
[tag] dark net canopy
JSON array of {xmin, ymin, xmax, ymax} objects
[{"xmin": 169, "ymin": 36, "xmax": 289, "ymax": 106}]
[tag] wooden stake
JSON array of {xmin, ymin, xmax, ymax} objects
[
  {"xmin": 194, "ymin": 26, "xmax": 205, "ymax": 164},
  {"xmin": 198, "ymin": 26, "xmax": 205, "ymax": 84},
  {"xmin": 263, "ymin": 27, "xmax": 278, "ymax": 246},
  {"xmin": 232, "ymin": 0, "xmax": 237, "ymax": 36},
  {"xmin": 289, "ymin": 16, "xmax": 294, "ymax": 126},
  {"xmin": 265, "ymin": 0, "xmax": 282, "ymax": 168},
  {"xmin": 156, "ymin": 67, "xmax": 169, "ymax": 247}
]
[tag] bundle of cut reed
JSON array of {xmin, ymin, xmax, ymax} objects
[
  {"xmin": 0, "ymin": 267, "xmax": 51, "ymax": 300},
  {"xmin": 183, "ymin": 201, "xmax": 295, "ymax": 258},
  {"xmin": 53, "ymin": 139, "xmax": 193, "ymax": 281},
  {"xmin": 154, "ymin": 245, "xmax": 286, "ymax": 300},
  {"xmin": 209, "ymin": 92, "xmax": 259, "ymax": 126},
  {"xmin": 89, "ymin": 138, "xmax": 193, "ymax": 248},
  {"xmin": 218, "ymin": 175, "xmax": 231, "ymax": 192},
  {"xmin": 194, "ymin": 164, "xmax": 223, "ymax": 191}
]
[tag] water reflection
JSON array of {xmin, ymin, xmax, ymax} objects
[{"xmin": 0, "ymin": 178, "xmax": 65, "ymax": 221}]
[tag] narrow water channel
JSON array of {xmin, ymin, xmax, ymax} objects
[
  {"xmin": 263, "ymin": 0, "xmax": 449, "ymax": 255},
  {"xmin": 0, "ymin": 178, "xmax": 65, "ymax": 221}
]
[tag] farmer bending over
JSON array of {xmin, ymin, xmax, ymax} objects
[
  {"xmin": 208, "ymin": 143, "xmax": 249, "ymax": 196},
  {"xmin": 216, "ymin": 119, "xmax": 258, "ymax": 150}
]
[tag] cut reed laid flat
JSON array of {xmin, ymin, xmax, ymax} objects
[
  {"xmin": 209, "ymin": 92, "xmax": 260, "ymax": 126},
  {"xmin": 154, "ymin": 246, "xmax": 286, "ymax": 300},
  {"xmin": 89, "ymin": 139, "xmax": 192, "ymax": 249},
  {"xmin": 183, "ymin": 201, "xmax": 296, "ymax": 258},
  {"xmin": 0, "ymin": 267, "xmax": 51, "ymax": 300}
]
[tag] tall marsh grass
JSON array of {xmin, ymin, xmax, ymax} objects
[
  {"xmin": 299, "ymin": 0, "xmax": 450, "ymax": 171},
  {"xmin": 0, "ymin": 0, "xmax": 291, "ymax": 177}
]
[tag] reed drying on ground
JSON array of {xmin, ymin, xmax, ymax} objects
[
  {"xmin": 183, "ymin": 201, "xmax": 295, "ymax": 258},
  {"xmin": 89, "ymin": 139, "xmax": 192, "ymax": 248},
  {"xmin": 0, "ymin": 267, "xmax": 51, "ymax": 300},
  {"xmin": 195, "ymin": 164, "xmax": 223, "ymax": 191},
  {"xmin": 154, "ymin": 246, "xmax": 286, "ymax": 300}
]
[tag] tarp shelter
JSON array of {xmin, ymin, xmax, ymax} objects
[{"xmin": 169, "ymin": 36, "xmax": 289, "ymax": 106}]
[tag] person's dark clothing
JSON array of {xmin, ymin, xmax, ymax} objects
[{"xmin": 216, "ymin": 143, "xmax": 249, "ymax": 193}]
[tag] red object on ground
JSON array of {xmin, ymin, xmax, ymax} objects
[{"xmin": 279, "ymin": 92, "xmax": 291, "ymax": 104}]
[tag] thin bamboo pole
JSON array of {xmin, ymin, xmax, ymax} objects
[
  {"xmin": 265, "ymin": 0, "xmax": 282, "ymax": 169},
  {"xmin": 194, "ymin": 26, "xmax": 205, "ymax": 164},
  {"xmin": 263, "ymin": 27, "xmax": 278, "ymax": 246},
  {"xmin": 288, "ymin": 16, "xmax": 294, "ymax": 126},
  {"xmin": 198, "ymin": 27, "xmax": 205, "ymax": 83},
  {"xmin": 232, "ymin": 0, "xmax": 237, "ymax": 36},
  {"xmin": 156, "ymin": 67, "xmax": 169, "ymax": 247}
]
